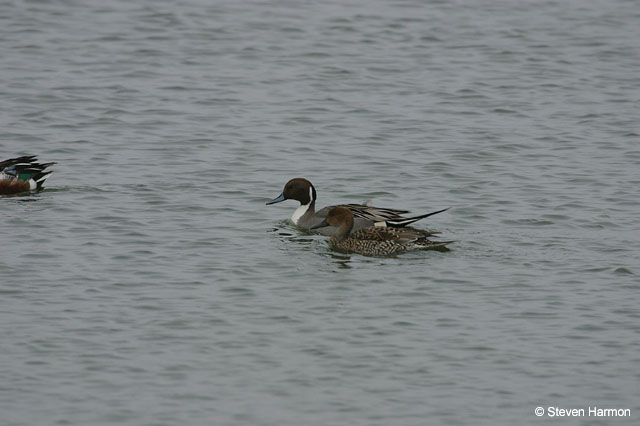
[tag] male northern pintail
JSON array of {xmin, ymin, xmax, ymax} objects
[
  {"xmin": 311, "ymin": 206, "xmax": 452, "ymax": 256},
  {"xmin": 266, "ymin": 178, "xmax": 448, "ymax": 236},
  {"xmin": 0, "ymin": 156, "xmax": 56, "ymax": 195}
]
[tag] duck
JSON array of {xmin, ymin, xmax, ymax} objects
[
  {"xmin": 0, "ymin": 156, "xmax": 56, "ymax": 195},
  {"xmin": 266, "ymin": 178, "xmax": 448, "ymax": 236},
  {"xmin": 311, "ymin": 206, "xmax": 452, "ymax": 256}
]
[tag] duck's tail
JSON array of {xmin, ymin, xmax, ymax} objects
[
  {"xmin": 31, "ymin": 163, "xmax": 56, "ymax": 188},
  {"xmin": 385, "ymin": 207, "xmax": 450, "ymax": 227}
]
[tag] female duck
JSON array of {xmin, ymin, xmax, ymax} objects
[
  {"xmin": 311, "ymin": 206, "xmax": 452, "ymax": 256},
  {"xmin": 0, "ymin": 156, "xmax": 56, "ymax": 195}
]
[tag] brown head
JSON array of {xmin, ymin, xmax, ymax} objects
[
  {"xmin": 311, "ymin": 206, "xmax": 354, "ymax": 240},
  {"xmin": 325, "ymin": 206, "xmax": 353, "ymax": 227},
  {"xmin": 266, "ymin": 178, "xmax": 316, "ymax": 206}
]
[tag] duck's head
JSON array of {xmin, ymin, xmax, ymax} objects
[
  {"xmin": 266, "ymin": 178, "xmax": 316, "ymax": 206},
  {"xmin": 311, "ymin": 206, "xmax": 354, "ymax": 236}
]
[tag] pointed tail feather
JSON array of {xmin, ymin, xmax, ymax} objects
[
  {"xmin": 31, "ymin": 162, "xmax": 56, "ymax": 188},
  {"xmin": 423, "ymin": 241, "xmax": 453, "ymax": 251},
  {"xmin": 386, "ymin": 207, "xmax": 450, "ymax": 227},
  {"xmin": 34, "ymin": 171, "xmax": 53, "ymax": 188}
]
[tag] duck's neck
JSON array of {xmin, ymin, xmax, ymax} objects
[
  {"xmin": 291, "ymin": 185, "xmax": 317, "ymax": 225},
  {"xmin": 292, "ymin": 200, "xmax": 315, "ymax": 225},
  {"xmin": 330, "ymin": 217, "xmax": 353, "ymax": 242}
]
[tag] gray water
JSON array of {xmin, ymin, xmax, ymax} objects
[{"xmin": 1, "ymin": 0, "xmax": 639, "ymax": 425}]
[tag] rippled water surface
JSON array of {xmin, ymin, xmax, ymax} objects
[{"xmin": 1, "ymin": 0, "xmax": 639, "ymax": 425}]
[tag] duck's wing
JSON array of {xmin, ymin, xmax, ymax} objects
[
  {"xmin": 351, "ymin": 226, "xmax": 442, "ymax": 243},
  {"xmin": 341, "ymin": 204, "xmax": 409, "ymax": 221},
  {"xmin": 0, "ymin": 156, "xmax": 38, "ymax": 172},
  {"xmin": 342, "ymin": 203, "xmax": 449, "ymax": 228}
]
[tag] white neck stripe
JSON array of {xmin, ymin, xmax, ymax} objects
[{"xmin": 292, "ymin": 202, "xmax": 311, "ymax": 224}]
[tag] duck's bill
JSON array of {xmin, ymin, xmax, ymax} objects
[
  {"xmin": 266, "ymin": 193, "xmax": 286, "ymax": 205},
  {"xmin": 310, "ymin": 219, "xmax": 329, "ymax": 230}
]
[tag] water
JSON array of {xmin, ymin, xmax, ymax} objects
[{"xmin": 1, "ymin": 0, "xmax": 639, "ymax": 424}]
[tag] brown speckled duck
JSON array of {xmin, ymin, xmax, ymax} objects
[{"xmin": 311, "ymin": 206, "xmax": 452, "ymax": 256}]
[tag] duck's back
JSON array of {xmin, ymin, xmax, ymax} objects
[
  {"xmin": 331, "ymin": 236, "xmax": 405, "ymax": 256},
  {"xmin": 314, "ymin": 204, "xmax": 410, "ymax": 235},
  {"xmin": 331, "ymin": 226, "xmax": 448, "ymax": 256},
  {"xmin": 351, "ymin": 226, "xmax": 439, "ymax": 243}
]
